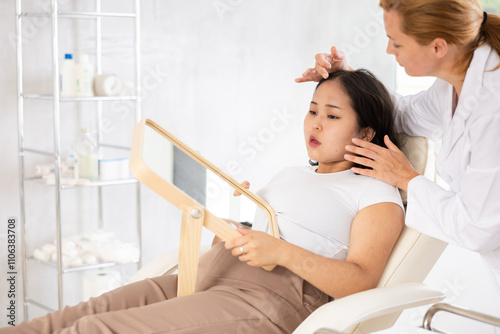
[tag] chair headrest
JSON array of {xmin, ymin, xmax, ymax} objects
[{"xmin": 397, "ymin": 135, "xmax": 428, "ymax": 205}]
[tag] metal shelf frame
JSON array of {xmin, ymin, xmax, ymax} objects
[
  {"xmin": 15, "ymin": 0, "xmax": 142, "ymax": 320},
  {"xmin": 28, "ymin": 257, "xmax": 140, "ymax": 274},
  {"xmin": 20, "ymin": 11, "xmax": 137, "ymax": 19},
  {"xmin": 24, "ymin": 176, "xmax": 139, "ymax": 188},
  {"xmin": 22, "ymin": 94, "xmax": 139, "ymax": 101}
]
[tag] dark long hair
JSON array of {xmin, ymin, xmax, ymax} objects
[{"xmin": 309, "ymin": 69, "xmax": 400, "ymax": 169}]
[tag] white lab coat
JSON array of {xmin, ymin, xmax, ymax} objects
[{"xmin": 392, "ymin": 43, "xmax": 500, "ymax": 295}]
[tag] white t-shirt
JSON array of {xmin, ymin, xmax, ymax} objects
[{"xmin": 252, "ymin": 166, "xmax": 404, "ymax": 260}]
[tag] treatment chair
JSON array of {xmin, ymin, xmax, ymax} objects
[
  {"xmin": 291, "ymin": 135, "xmax": 448, "ymax": 333},
  {"xmin": 128, "ymin": 119, "xmax": 448, "ymax": 333}
]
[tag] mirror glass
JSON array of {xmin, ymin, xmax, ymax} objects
[{"xmin": 141, "ymin": 121, "xmax": 274, "ymax": 233}]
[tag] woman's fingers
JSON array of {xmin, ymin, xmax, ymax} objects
[
  {"xmin": 329, "ymin": 46, "xmax": 350, "ymax": 70},
  {"xmin": 295, "ymin": 46, "xmax": 353, "ymax": 83},
  {"xmin": 296, "ymin": 53, "xmax": 335, "ymax": 83},
  {"xmin": 344, "ymin": 137, "xmax": 420, "ymax": 191},
  {"xmin": 330, "ymin": 46, "xmax": 343, "ymax": 60},
  {"xmin": 350, "ymin": 166, "xmax": 376, "ymax": 178},
  {"xmin": 225, "ymin": 230, "xmax": 283, "ymax": 267},
  {"xmin": 315, "ymin": 53, "xmax": 333, "ymax": 69},
  {"xmin": 295, "ymin": 68, "xmax": 323, "ymax": 83},
  {"xmin": 351, "ymin": 137, "xmax": 387, "ymax": 153},
  {"xmin": 344, "ymin": 154, "xmax": 376, "ymax": 169},
  {"xmin": 227, "ymin": 238, "xmax": 255, "ymax": 261},
  {"xmin": 296, "ymin": 47, "xmax": 352, "ymax": 83},
  {"xmin": 384, "ymin": 135, "xmax": 399, "ymax": 151},
  {"xmin": 233, "ymin": 181, "xmax": 250, "ymax": 196},
  {"xmin": 345, "ymin": 146, "xmax": 378, "ymax": 161},
  {"xmin": 345, "ymin": 139, "xmax": 387, "ymax": 164},
  {"xmin": 345, "ymin": 138, "xmax": 401, "ymax": 168},
  {"xmin": 314, "ymin": 54, "xmax": 332, "ymax": 79},
  {"xmin": 225, "ymin": 228, "xmax": 249, "ymax": 250},
  {"xmin": 225, "ymin": 237, "xmax": 245, "ymax": 254},
  {"xmin": 302, "ymin": 68, "xmax": 316, "ymax": 77}
]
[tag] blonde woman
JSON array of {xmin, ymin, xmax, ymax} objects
[{"xmin": 297, "ymin": 0, "xmax": 500, "ymax": 295}]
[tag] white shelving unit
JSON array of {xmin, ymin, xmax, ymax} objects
[{"xmin": 15, "ymin": 0, "xmax": 142, "ymax": 319}]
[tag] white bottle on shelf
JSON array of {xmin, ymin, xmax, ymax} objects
[
  {"xmin": 60, "ymin": 53, "xmax": 76, "ymax": 97},
  {"xmin": 75, "ymin": 54, "xmax": 95, "ymax": 97},
  {"xmin": 75, "ymin": 128, "xmax": 98, "ymax": 180}
]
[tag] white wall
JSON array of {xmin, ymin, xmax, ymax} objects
[{"xmin": 0, "ymin": 0, "xmax": 498, "ymax": 331}]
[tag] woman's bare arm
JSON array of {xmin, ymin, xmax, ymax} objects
[{"xmin": 226, "ymin": 202, "xmax": 404, "ymax": 299}]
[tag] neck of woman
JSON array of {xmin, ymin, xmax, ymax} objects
[{"xmin": 316, "ymin": 161, "xmax": 354, "ymax": 174}]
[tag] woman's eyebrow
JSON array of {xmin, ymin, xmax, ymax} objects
[
  {"xmin": 325, "ymin": 104, "xmax": 341, "ymax": 109},
  {"xmin": 387, "ymin": 34, "xmax": 399, "ymax": 42},
  {"xmin": 310, "ymin": 101, "xmax": 341, "ymax": 109}
]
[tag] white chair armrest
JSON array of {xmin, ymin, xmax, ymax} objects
[
  {"xmin": 293, "ymin": 283, "xmax": 445, "ymax": 334},
  {"xmin": 127, "ymin": 245, "xmax": 211, "ymax": 284}
]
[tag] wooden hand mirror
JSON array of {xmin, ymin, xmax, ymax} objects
[{"xmin": 130, "ymin": 118, "xmax": 279, "ymax": 297}]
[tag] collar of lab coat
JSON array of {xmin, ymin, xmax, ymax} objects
[{"xmin": 437, "ymin": 43, "xmax": 493, "ymax": 164}]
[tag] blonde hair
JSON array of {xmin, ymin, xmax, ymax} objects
[{"xmin": 379, "ymin": 0, "xmax": 500, "ymax": 72}]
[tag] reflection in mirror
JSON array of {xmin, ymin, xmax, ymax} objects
[{"xmin": 173, "ymin": 147, "xmax": 207, "ymax": 206}]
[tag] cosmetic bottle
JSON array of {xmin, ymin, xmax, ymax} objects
[
  {"xmin": 75, "ymin": 54, "xmax": 95, "ymax": 97},
  {"xmin": 60, "ymin": 53, "xmax": 76, "ymax": 97},
  {"xmin": 75, "ymin": 128, "xmax": 98, "ymax": 180}
]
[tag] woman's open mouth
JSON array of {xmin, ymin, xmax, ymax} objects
[{"xmin": 309, "ymin": 135, "xmax": 321, "ymax": 147}]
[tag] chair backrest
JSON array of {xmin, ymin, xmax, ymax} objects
[{"xmin": 350, "ymin": 136, "xmax": 448, "ymax": 333}]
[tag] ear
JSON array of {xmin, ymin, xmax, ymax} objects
[
  {"xmin": 431, "ymin": 37, "xmax": 448, "ymax": 59},
  {"xmin": 360, "ymin": 127, "xmax": 376, "ymax": 142}
]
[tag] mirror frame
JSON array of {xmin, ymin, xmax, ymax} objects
[{"xmin": 130, "ymin": 118, "xmax": 279, "ymax": 295}]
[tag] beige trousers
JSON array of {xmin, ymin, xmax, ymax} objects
[{"xmin": 1, "ymin": 243, "xmax": 329, "ymax": 334}]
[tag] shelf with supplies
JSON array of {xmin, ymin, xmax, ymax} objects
[
  {"xmin": 28, "ymin": 257, "xmax": 139, "ymax": 274},
  {"xmin": 26, "ymin": 143, "xmax": 137, "ymax": 189},
  {"xmin": 16, "ymin": 0, "xmax": 143, "ymax": 320},
  {"xmin": 28, "ymin": 226, "xmax": 140, "ymax": 274}
]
